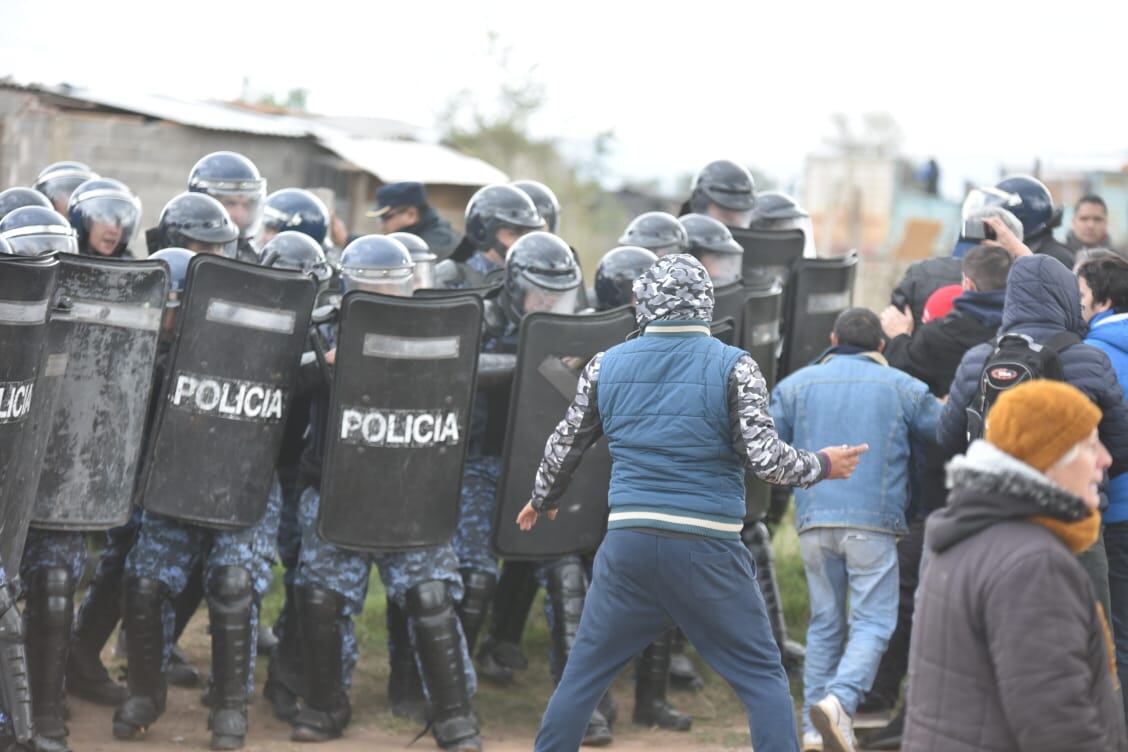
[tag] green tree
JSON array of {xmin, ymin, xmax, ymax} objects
[{"xmin": 435, "ymin": 35, "xmax": 628, "ymax": 279}]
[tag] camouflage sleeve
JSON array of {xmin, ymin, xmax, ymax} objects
[
  {"xmin": 729, "ymin": 355, "xmax": 826, "ymax": 487},
  {"xmin": 530, "ymin": 352, "xmax": 606, "ymax": 512}
]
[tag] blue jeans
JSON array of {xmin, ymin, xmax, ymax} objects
[
  {"xmin": 799, "ymin": 527, "xmax": 898, "ymax": 732},
  {"xmin": 535, "ymin": 529, "xmax": 798, "ymax": 752}
]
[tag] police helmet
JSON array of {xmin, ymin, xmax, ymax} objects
[
  {"xmin": 156, "ymin": 193, "xmax": 239, "ymax": 257},
  {"xmin": 502, "ymin": 231, "xmax": 582, "ymax": 325},
  {"xmin": 187, "ymin": 151, "xmax": 266, "ymax": 239},
  {"xmin": 690, "ymin": 160, "xmax": 756, "ymax": 213},
  {"xmin": 261, "ymin": 231, "xmax": 333, "ymax": 284},
  {"xmin": 260, "ymin": 188, "xmax": 330, "ymax": 246},
  {"xmin": 748, "ymin": 191, "xmax": 809, "ymax": 226},
  {"xmin": 387, "ymin": 232, "xmax": 437, "ymax": 290},
  {"xmin": 67, "ymin": 178, "xmax": 141, "ymax": 257},
  {"xmin": 594, "ymin": 245, "xmax": 658, "ymax": 310},
  {"xmin": 679, "ymin": 213, "xmax": 743, "ymax": 285},
  {"xmin": 464, "ymin": 184, "xmax": 544, "ymax": 253},
  {"xmin": 0, "ymin": 187, "xmax": 52, "ymax": 222},
  {"xmin": 34, "ymin": 161, "xmax": 98, "ymax": 213},
  {"xmin": 0, "ymin": 206, "xmax": 78, "ymax": 256},
  {"xmin": 618, "ymin": 212, "xmax": 690, "ymax": 256},
  {"xmin": 339, "ymin": 235, "xmax": 415, "ymax": 296},
  {"xmin": 993, "ymin": 175, "xmax": 1060, "ymax": 239},
  {"xmin": 512, "ymin": 180, "xmax": 561, "ymax": 234},
  {"xmin": 149, "ymin": 248, "xmax": 196, "ymax": 308}
]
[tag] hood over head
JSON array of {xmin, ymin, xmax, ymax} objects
[{"xmin": 632, "ymin": 253, "xmax": 714, "ymax": 328}]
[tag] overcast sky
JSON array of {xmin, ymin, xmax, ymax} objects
[{"xmin": 3, "ymin": 0, "xmax": 1126, "ymax": 198}]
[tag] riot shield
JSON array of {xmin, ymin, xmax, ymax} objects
[
  {"xmin": 0, "ymin": 255, "xmax": 58, "ymax": 569},
  {"xmin": 492, "ymin": 307, "xmax": 636, "ymax": 560},
  {"xmin": 740, "ymin": 281, "xmax": 785, "ymax": 520},
  {"xmin": 732, "ymin": 227, "xmax": 805, "ymax": 286},
  {"xmin": 31, "ymin": 256, "xmax": 168, "ymax": 530},
  {"xmin": 778, "ymin": 253, "xmax": 858, "ymax": 379},
  {"xmin": 317, "ymin": 291, "xmax": 483, "ymax": 552},
  {"xmin": 140, "ymin": 256, "xmax": 316, "ymax": 529},
  {"xmin": 710, "ymin": 318, "xmax": 735, "ymax": 345},
  {"xmin": 712, "ymin": 280, "xmax": 746, "ymax": 348}
]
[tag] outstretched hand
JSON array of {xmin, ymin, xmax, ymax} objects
[
  {"xmin": 517, "ymin": 501, "xmax": 557, "ymax": 531},
  {"xmin": 819, "ymin": 444, "xmax": 870, "ymax": 480}
]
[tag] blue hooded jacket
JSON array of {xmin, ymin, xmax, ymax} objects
[{"xmin": 1087, "ymin": 309, "xmax": 1128, "ymax": 521}]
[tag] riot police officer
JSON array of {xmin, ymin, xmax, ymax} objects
[
  {"xmin": 33, "ymin": 162, "xmax": 98, "ymax": 215},
  {"xmin": 285, "ymin": 235, "xmax": 482, "ymax": 751},
  {"xmin": 388, "ymin": 232, "xmax": 438, "ymax": 290},
  {"xmin": 680, "ymin": 159, "xmax": 757, "ymax": 229},
  {"xmin": 187, "ymin": 151, "xmax": 266, "ymax": 262},
  {"xmin": 593, "ymin": 246, "xmax": 660, "ymax": 310},
  {"xmin": 0, "ymin": 187, "xmax": 52, "ymax": 222},
  {"xmin": 258, "ymin": 188, "xmax": 331, "ymax": 250},
  {"xmin": 680, "ymin": 213, "xmax": 744, "ymax": 285},
  {"xmin": 1, "ymin": 210, "xmax": 80, "ymax": 751},
  {"xmin": 994, "ymin": 174, "xmax": 1073, "ymax": 266},
  {"xmin": 444, "ymin": 184, "xmax": 544, "ymax": 276},
  {"xmin": 113, "ymin": 250, "xmax": 285, "ymax": 750},
  {"xmin": 512, "ymin": 180, "xmax": 561, "ymax": 235},
  {"xmin": 618, "ymin": 212, "xmax": 690, "ymax": 258},
  {"xmin": 147, "ymin": 192, "xmax": 240, "ymax": 257},
  {"xmin": 257, "ymin": 231, "xmax": 332, "ymax": 721},
  {"xmin": 66, "ymin": 177, "xmax": 141, "ymax": 257},
  {"xmin": 747, "ymin": 190, "xmax": 818, "ymax": 259},
  {"xmin": 67, "ymin": 248, "xmax": 210, "ymax": 705}
]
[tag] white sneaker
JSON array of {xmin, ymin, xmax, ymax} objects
[
  {"xmin": 801, "ymin": 730, "xmax": 824, "ymax": 751},
  {"xmin": 810, "ymin": 694, "xmax": 857, "ymax": 752}
]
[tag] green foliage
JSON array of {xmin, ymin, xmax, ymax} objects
[{"xmin": 434, "ymin": 35, "xmax": 629, "ymax": 279}]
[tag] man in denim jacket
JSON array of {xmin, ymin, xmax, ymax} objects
[{"xmin": 771, "ymin": 307, "xmax": 941, "ymax": 752}]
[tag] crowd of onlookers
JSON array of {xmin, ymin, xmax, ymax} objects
[{"xmin": 777, "ymin": 185, "xmax": 1128, "ymax": 751}]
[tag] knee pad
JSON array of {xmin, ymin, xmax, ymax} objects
[
  {"xmin": 207, "ymin": 566, "xmax": 253, "ymax": 613},
  {"xmin": 408, "ymin": 580, "xmax": 450, "ymax": 617}
]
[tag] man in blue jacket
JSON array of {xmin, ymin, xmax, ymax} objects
[
  {"xmin": 771, "ymin": 308, "xmax": 941, "ymax": 752},
  {"xmin": 1078, "ymin": 252, "xmax": 1128, "ymax": 720},
  {"xmin": 518, "ymin": 255, "xmax": 866, "ymax": 752}
]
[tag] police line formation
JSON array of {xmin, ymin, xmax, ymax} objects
[{"xmin": 0, "ymin": 153, "xmax": 1106, "ymax": 752}]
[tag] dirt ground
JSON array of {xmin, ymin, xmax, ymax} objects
[{"xmin": 63, "ymin": 612, "xmax": 758, "ymax": 752}]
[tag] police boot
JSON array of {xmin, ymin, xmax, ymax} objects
[
  {"xmin": 860, "ymin": 706, "xmax": 904, "ymax": 751},
  {"xmin": 633, "ymin": 631, "xmax": 691, "ymax": 732},
  {"xmin": 408, "ymin": 581, "xmax": 481, "ymax": 752},
  {"xmin": 477, "ymin": 560, "xmax": 536, "ymax": 680},
  {"xmin": 291, "ymin": 586, "xmax": 351, "ymax": 743},
  {"xmin": 545, "ymin": 560, "xmax": 612, "ymax": 747},
  {"xmin": 668, "ymin": 628, "xmax": 704, "ymax": 692},
  {"xmin": 386, "ymin": 598, "xmax": 426, "ymax": 724},
  {"xmin": 66, "ymin": 568, "xmax": 127, "ymax": 707},
  {"xmin": 206, "ymin": 567, "xmax": 253, "ymax": 750},
  {"xmin": 743, "ymin": 521, "xmax": 805, "ymax": 672},
  {"xmin": 25, "ymin": 568, "xmax": 73, "ymax": 747},
  {"xmin": 113, "ymin": 577, "xmax": 168, "ymax": 741},
  {"xmin": 0, "ymin": 583, "xmax": 36, "ymax": 750},
  {"xmin": 455, "ymin": 569, "xmax": 495, "ymax": 658},
  {"xmin": 264, "ymin": 583, "xmax": 302, "ymax": 722},
  {"xmin": 168, "ymin": 562, "xmax": 203, "ymax": 688}
]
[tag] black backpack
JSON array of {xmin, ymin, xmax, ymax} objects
[{"xmin": 965, "ymin": 331, "xmax": 1081, "ymax": 442}]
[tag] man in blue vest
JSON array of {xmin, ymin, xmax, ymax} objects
[{"xmin": 518, "ymin": 254, "xmax": 867, "ymax": 752}]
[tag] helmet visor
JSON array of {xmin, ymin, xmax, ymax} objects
[
  {"xmin": 3, "ymin": 226, "xmax": 78, "ymax": 256},
  {"xmin": 698, "ymin": 252, "xmax": 742, "ymax": 286},
  {"xmin": 961, "ymin": 187, "xmax": 1021, "ymax": 220},
  {"xmin": 341, "ymin": 266, "xmax": 415, "ymax": 297}
]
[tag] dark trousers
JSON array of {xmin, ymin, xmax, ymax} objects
[
  {"xmin": 1104, "ymin": 522, "xmax": 1128, "ymax": 722},
  {"xmin": 867, "ymin": 515, "xmax": 925, "ymax": 705},
  {"xmin": 534, "ymin": 529, "xmax": 798, "ymax": 752}
]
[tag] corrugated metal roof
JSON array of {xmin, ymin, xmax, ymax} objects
[
  {"xmin": 2, "ymin": 79, "xmax": 507, "ymax": 186},
  {"xmin": 320, "ymin": 133, "xmax": 508, "ymax": 187}
]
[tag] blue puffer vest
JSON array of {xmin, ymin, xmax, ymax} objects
[{"xmin": 597, "ymin": 320, "xmax": 746, "ymax": 539}]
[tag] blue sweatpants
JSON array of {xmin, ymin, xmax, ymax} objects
[{"xmin": 534, "ymin": 529, "xmax": 799, "ymax": 752}]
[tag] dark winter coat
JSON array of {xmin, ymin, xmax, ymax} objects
[
  {"xmin": 891, "ymin": 256, "xmax": 964, "ymax": 325},
  {"xmin": 938, "ymin": 255, "xmax": 1128, "ymax": 481},
  {"xmin": 1028, "ymin": 231, "xmax": 1076, "ymax": 268},
  {"xmin": 903, "ymin": 440, "xmax": 1127, "ymax": 752},
  {"xmin": 400, "ymin": 206, "xmax": 459, "ymax": 260},
  {"xmin": 884, "ymin": 289, "xmax": 1004, "ymax": 397}
]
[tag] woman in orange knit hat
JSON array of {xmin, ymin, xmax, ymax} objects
[{"xmin": 903, "ymin": 379, "xmax": 1126, "ymax": 752}]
